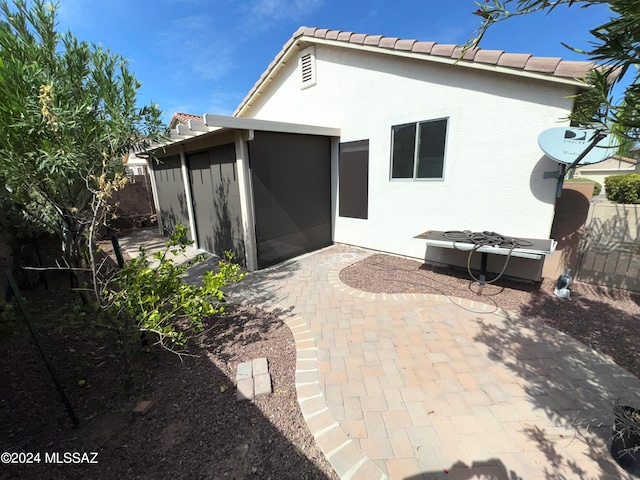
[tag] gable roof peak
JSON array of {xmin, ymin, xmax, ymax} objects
[{"xmin": 235, "ymin": 26, "xmax": 598, "ymax": 116}]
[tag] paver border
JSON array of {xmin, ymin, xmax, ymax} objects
[{"xmin": 239, "ymin": 299, "xmax": 388, "ymax": 480}]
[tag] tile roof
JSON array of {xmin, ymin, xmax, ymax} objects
[
  {"xmin": 169, "ymin": 112, "xmax": 204, "ymax": 130},
  {"xmin": 235, "ymin": 26, "xmax": 597, "ymax": 116}
]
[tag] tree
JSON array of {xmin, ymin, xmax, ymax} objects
[
  {"xmin": 0, "ymin": 0, "xmax": 164, "ymax": 276},
  {"xmin": 469, "ymin": 0, "xmax": 640, "ymax": 143}
]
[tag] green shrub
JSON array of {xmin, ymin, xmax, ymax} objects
[
  {"xmin": 605, "ymin": 174, "xmax": 640, "ymax": 204},
  {"xmin": 106, "ymin": 223, "xmax": 245, "ymax": 351},
  {"xmin": 566, "ymin": 177, "xmax": 603, "ymax": 196}
]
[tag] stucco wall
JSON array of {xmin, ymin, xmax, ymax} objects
[{"xmin": 242, "ymin": 44, "xmax": 578, "ymax": 267}]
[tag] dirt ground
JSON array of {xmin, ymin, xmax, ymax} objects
[
  {"xmin": 0, "ymin": 279, "xmax": 337, "ymax": 480},
  {"xmin": 1, "ymin": 250, "xmax": 639, "ymax": 479}
]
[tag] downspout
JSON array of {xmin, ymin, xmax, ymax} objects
[
  {"xmin": 234, "ymin": 130, "xmax": 258, "ymax": 271},
  {"xmin": 179, "ymin": 145, "xmax": 198, "ymax": 245}
]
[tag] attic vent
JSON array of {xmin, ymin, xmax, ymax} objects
[{"xmin": 298, "ymin": 46, "xmax": 316, "ymax": 89}]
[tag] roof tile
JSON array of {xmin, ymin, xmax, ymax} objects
[
  {"xmin": 431, "ymin": 44, "xmax": 457, "ymax": 57},
  {"xmin": 379, "ymin": 37, "xmax": 399, "ymax": 49},
  {"xmin": 473, "ymin": 49, "xmax": 505, "ymax": 65},
  {"xmin": 497, "ymin": 53, "xmax": 532, "ymax": 69},
  {"xmin": 325, "ymin": 29, "xmax": 340, "ymax": 40},
  {"xmin": 292, "ymin": 26, "xmax": 307, "ymax": 39},
  {"xmin": 169, "ymin": 112, "xmax": 203, "ymax": 129},
  {"xmin": 351, "ymin": 33, "xmax": 367, "ymax": 44},
  {"xmin": 364, "ymin": 35, "xmax": 384, "ymax": 46},
  {"xmin": 451, "ymin": 46, "xmax": 478, "ymax": 61},
  {"xmin": 524, "ymin": 56, "xmax": 562, "ymax": 74},
  {"xmin": 412, "ymin": 41, "xmax": 436, "ymax": 54},
  {"xmin": 554, "ymin": 60, "xmax": 595, "ymax": 79},
  {"xmin": 337, "ymin": 31, "xmax": 354, "ymax": 41},
  {"xmin": 314, "ymin": 28, "xmax": 330, "ymax": 39},
  {"xmin": 395, "ymin": 39, "xmax": 417, "ymax": 51}
]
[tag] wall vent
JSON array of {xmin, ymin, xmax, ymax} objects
[{"xmin": 298, "ymin": 46, "xmax": 316, "ymax": 89}]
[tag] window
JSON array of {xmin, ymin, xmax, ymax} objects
[{"xmin": 390, "ymin": 118, "xmax": 448, "ymax": 179}]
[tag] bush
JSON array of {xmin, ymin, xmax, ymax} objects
[
  {"xmin": 566, "ymin": 177, "xmax": 603, "ymax": 196},
  {"xmin": 605, "ymin": 174, "xmax": 640, "ymax": 204},
  {"xmin": 106, "ymin": 223, "xmax": 245, "ymax": 351}
]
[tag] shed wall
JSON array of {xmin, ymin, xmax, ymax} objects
[{"xmin": 152, "ymin": 155, "xmax": 189, "ymax": 235}]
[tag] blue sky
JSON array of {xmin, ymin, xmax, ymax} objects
[{"xmin": 53, "ymin": 0, "xmax": 615, "ymax": 125}]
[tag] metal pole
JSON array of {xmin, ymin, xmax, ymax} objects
[
  {"xmin": 556, "ymin": 131, "xmax": 607, "ymax": 198},
  {"xmin": 5, "ymin": 271, "xmax": 80, "ymax": 428}
]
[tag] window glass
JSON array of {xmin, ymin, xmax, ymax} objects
[
  {"xmin": 391, "ymin": 118, "xmax": 447, "ymax": 180},
  {"xmin": 416, "ymin": 119, "xmax": 447, "ymax": 179},
  {"xmin": 391, "ymin": 123, "xmax": 416, "ymax": 178}
]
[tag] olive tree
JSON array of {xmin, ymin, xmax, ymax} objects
[
  {"xmin": 469, "ymin": 0, "xmax": 640, "ymax": 143},
  {"xmin": 0, "ymin": 0, "xmax": 164, "ymax": 277}
]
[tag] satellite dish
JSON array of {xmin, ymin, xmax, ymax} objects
[{"xmin": 538, "ymin": 127, "xmax": 619, "ymax": 165}]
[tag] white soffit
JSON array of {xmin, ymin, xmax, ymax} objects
[
  {"xmin": 202, "ymin": 114, "xmax": 340, "ymax": 137},
  {"xmin": 148, "ymin": 114, "xmax": 340, "ymax": 152}
]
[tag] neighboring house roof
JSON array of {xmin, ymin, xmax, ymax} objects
[
  {"xmin": 577, "ymin": 155, "xmax": 638, "ymax": 170},
  {"xmin": 235, "ymin": 26, "xmax": 598, "ymax": 116},
  {"xmin": 169, "ymin": 112, "xmax": 204, "ymax": 130}
]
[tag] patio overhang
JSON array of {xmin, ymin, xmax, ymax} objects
[{"xmin": 142, "ymin": 114, "xmax": 340, "ymax": 155}]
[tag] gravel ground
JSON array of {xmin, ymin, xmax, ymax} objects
[{"xmin": 340, "ymin": 253, "xmax": 640, "ymax": 379}]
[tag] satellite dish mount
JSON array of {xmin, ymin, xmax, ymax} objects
[{"xmin": 538, "ymin": 127, "xmax": 617, "ymax": 198}]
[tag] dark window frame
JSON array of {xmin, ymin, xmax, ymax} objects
[{"xmin": 390, "ymin": 118, "xmax": 448, "ymax": 181}]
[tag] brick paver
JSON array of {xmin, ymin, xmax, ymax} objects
[{"xmin": 224, "ymin": 244, "xmax": 640, "ymax": 479}]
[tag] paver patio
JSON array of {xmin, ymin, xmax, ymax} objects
[
  {"xmin": 225, "ymin": 244, "xmax": 640, "ymax": 480},
  {"xmin": 115, "ymin": 232, "xmax": 640, "ymax": 479}
]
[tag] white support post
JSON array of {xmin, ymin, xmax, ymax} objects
[
  {"xmin": 179, "ymin": 145, "xmax": 198, "ymax": 245},
  {"xmin": 330, "ymin": 137, "xmax": 339, "ymax": 240},
  {"xmin": 234, "ymin": 130, "xmax": 258, "ymax": 271}
]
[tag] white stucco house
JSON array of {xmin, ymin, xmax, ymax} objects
[{"xmin": 147, "ymin": 27, "xmax": 596, "ymax": 280}]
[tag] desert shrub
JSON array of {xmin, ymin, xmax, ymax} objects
[
  {"xmin": 106, "ymin": 223, "xmax": 245, "ymax": 352},
  {"xmin": 605, "ymin": 174, "xmax": 640, "ymax": 204},
  {"xmin": 566, "ymin": 177, "xmax": 603, "ymax": 196}
]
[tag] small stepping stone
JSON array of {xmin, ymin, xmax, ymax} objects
[
  {"xmin": 236, "ymin": 378, "xmax": 254, "ymax": 402},
  {"xmin": 236, "ymin": 361, "xmax": 253, "ymax": 381},
  {"xmin": 254, "ymin": 373, "xmax": 272, "ymax": 398},
  {"xmin": 252, "ymin": 357, "xmax": 268, "ymax": 376},
  {"xmin": 235, "ymin": 357, "xmax": 272, "ymax": 401}
]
